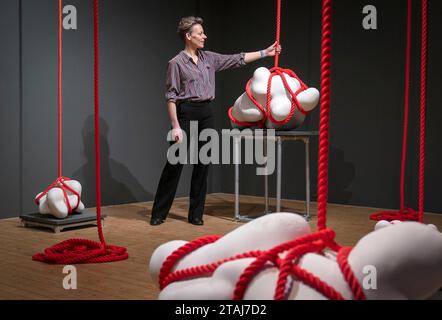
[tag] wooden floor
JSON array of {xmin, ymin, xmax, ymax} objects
[{"xmin": 1, "ymin": 193, "xmax": 441, "ymax": 300}]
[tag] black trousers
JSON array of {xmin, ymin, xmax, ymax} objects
[{"xmin": 151, "ymin": 101, "xmax": 214, "ymax": 222}]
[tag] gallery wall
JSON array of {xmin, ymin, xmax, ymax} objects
[{"xmin": 1, "ymin": 0, "xmax": 440, "ymax": 218}]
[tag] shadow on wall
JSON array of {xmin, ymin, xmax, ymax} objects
[
  {"xmin": 73, "ymin": 115, "xmax": 152, "ymax": 207},
  {"xmin": 327, "ymin": 144, "xmax": 355, "ymax": 205}
]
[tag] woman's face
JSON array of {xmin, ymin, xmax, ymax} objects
[{"xmin": 186, "ymin": 24, "xmax": 207, "ymax": 49}]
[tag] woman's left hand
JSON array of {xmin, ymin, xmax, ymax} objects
[{"xmin": 264, "ymin": 41, "xmax": 282, "ymax": 57}]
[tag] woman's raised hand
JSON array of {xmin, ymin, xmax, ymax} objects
[{"xmin": 264, "ymin": 41, "xmax": 282, "ymax": 57}]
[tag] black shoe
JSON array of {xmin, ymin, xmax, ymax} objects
[
  {"xmin": 150, "ymin": 218, "xmax": 164, "ymax": 226},
  {"xmin": 188, "ymin": 218, "xmax": 204, "ymax": 226}
]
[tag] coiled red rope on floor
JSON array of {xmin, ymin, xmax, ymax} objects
[
  {"xmin": 370, "ymin": 0, "xmax": 427, "ymax": 223},
  {"xmin": 33, "ymin": 0, "xmax": 128, "ymax": 264}
]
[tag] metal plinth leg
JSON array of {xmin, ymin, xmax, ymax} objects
[
  {"xmin": 276, "ymin": 137, "xmax": 282, "ymax": 212},
  {"xmin": 233, "ymin": 134, "xmax": 271, "ymax": 222},
  {"xmin": 264, "ymin": 136, "xmax": 270, "ymax": 214},
  {"xmin": 234, "ymin": 136, "xmax": 240, "ymax": 221}
]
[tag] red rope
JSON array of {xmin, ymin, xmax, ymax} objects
[
  {"xmin": 36, "ymin": 2, "xmax": 78, "ymax": 216},
  {"xmin": 370, "ymin": 0, "xmax": 428, "ymax": 223},
  {"xmin": 33, "ymin": 0, "xmax": 128, "ymax": 264},
  {"xmin": 274, "ymin": 0, "xmax": 281, "ymax": 68},
  {"xmin": 228, "ymin": 67, "xmax": 311, "ymax": 127},
  {"xmin": 336, "ymin": 247, "xmax": 366, "ymax": 300},
  {"xmin": 159, "ymin": 237, "xmax": 263, "ymax": 291},
  {"xmin": 35, "ymin": 176, "xmax": 81, "ymax": 214},
  {"xmin": 266, "ymin": 68, "xmax": 309, "ymax": 124},
  {"xmin": 370, "ymin": 208, "xmax": 419, "ymax": 222},
  {"xmin": 228, "ymin": 106, "xmax": 264, "ymax": 128},
  {"xmin": 418, "ymin": 0, "xmax": 427, "ymax": 222},
  {"xmin": 400, "ymin": 0, "xmax": 412, "ymax": 214},
  {"xmin": 317, "ymin": 0, "xmax": 332, "ymax": 231},
  {"xmin": 159, "ymin": 235, "xmax": 221, "ymax": 289},
  {"xmin": 58, "ymin": 0, "xmax": 62, "ymax": 177},
  {"xmin": 93, "ymin": 0, "xmax": 106, "ymax": 245}
]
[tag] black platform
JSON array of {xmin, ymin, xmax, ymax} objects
[{"xmin": 20, "ymin": 210, "xmax": 106, "ymax": 233}]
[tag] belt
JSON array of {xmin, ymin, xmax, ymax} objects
[{"xmin": 178, "ymin": 100, "xmax": 211, "ymax": 106}]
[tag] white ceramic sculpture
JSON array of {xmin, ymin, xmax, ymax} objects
[
  {"xmin": 35, "ymin": 179, "xmax": 85, "ymax": 219},
  {"xmin": 230, "ymin": 67, "xmax": 320, "ymax": 130},
  {"xmin": 149, "ymin": 213, "xmax": 442, "ymax": 300}
]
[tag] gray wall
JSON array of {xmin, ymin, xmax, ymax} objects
[
  {"xmin": 1, "ymin": 0, "xmax": 200, "ymax": 217},
  {"xmin": 1, "ymin": 0, "xmax": 441, "ymax": 218},
  {"xmin": 0, "ymin": 0, "xmax": 21, "ymax": 217}
]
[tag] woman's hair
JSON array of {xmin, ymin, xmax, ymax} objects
[{"xmin": 177, "ymin": 16, "xmax": 203, "ymax": 41}]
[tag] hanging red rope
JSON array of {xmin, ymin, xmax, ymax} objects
[
  {"xmin": 228, "ymin": 0, "xmax": 313, "ymax": 128},
  {"xmin": 34, "ymin": 0, "xmax": 76, "ymax": 213},
  {"xmin": 274, "ymin": 0, "xmax": 281, "ymax": 68},
  {"xmin": 316, "ymin": 0, "xmax": 332, "ymax": 232},
  {"xmin": 158, "ymin": 0, "xmax": 365, "ymax": 300},
  {"xmin": 58, "ymin": 0, "xmax": 63, "ymax": 177},
  {"xmin": 418, "ymin": 0, "xmax": 427, "ymax": 222},
  {"xmin": 370, "ymin": 0, "xmax": 428, "ymax": 223},
  {"xmin": 33, "ymin": 0, "xmax": 128, "ymax": 264}
]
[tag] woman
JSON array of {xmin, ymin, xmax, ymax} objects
[{"xmin": 150, "ymin": 16, "xmax": 281, "ymax": 226}]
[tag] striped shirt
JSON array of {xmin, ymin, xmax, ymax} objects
[{"xmin": 165, "ymin": 50, "xmax": 246, "ymax": 104}]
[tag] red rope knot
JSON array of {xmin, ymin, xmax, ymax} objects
[
  {"xmin": 228, "ymin": 66, "xmax": 312, "ymax": 128},
  {"xmin": 158, "ymin": 229, "xmax": 365, "ymax": 300},
  {"xmin": 266, "ymin": 67, "xmax": 310, "ymax": 124},
  {"xmin": 34, "ymin": 176, "xmax": 81, "ymax": 214}
]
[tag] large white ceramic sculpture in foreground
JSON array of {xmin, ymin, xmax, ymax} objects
[
  {"xmin": 149, "ymin": 213, "xmax": 442, "ymax": 300},
  {"xmin": 229, "ymin": 67, "xmax": 320, "ymax": 130},
  {"xmin": 35, "ymin": 179, "xmax": 85, "ymax": 219}
]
